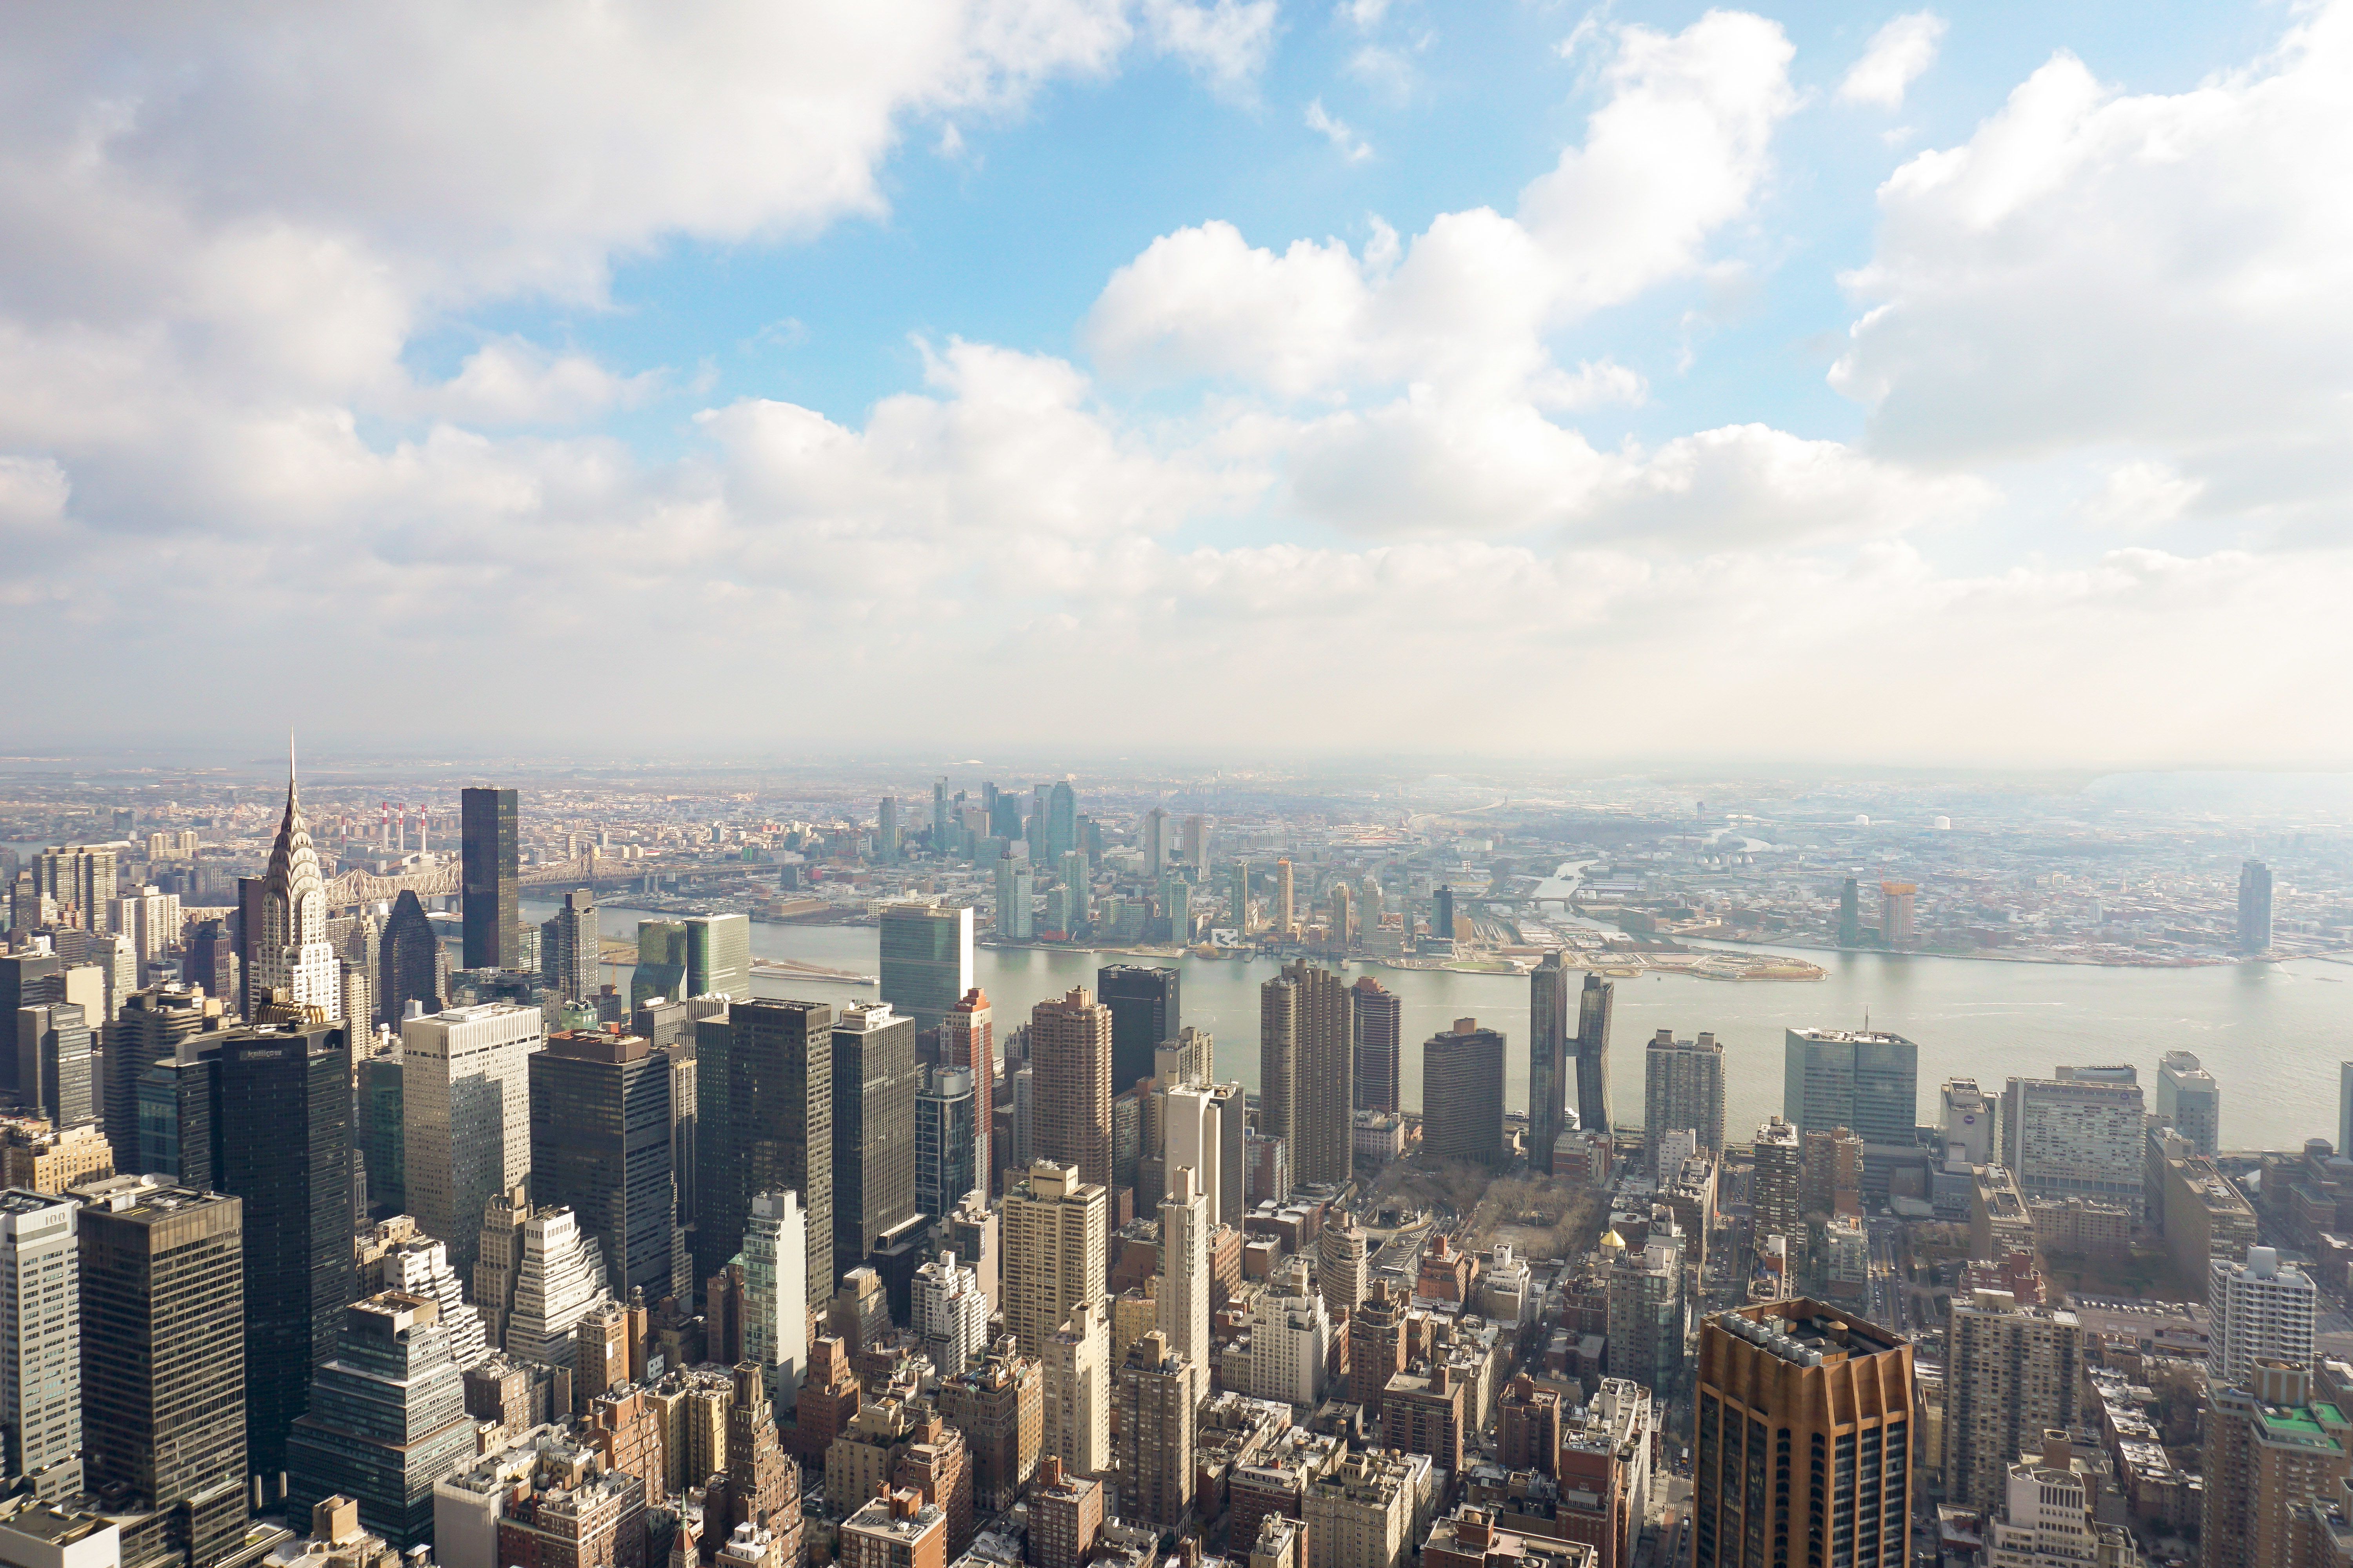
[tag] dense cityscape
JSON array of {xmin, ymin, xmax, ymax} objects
[{"xmin": 0, "ymin": 759, "xmax": 2348, "ymax": 1568}]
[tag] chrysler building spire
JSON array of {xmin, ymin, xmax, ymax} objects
[{"xmin": 252, "ymin": 733, "xmax": 342, "ymax": 1020}]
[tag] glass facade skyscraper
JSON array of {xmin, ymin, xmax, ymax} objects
[
  {"xmin": 879, "ymin": 903, "xmax": 975, "ymax": 1028},
  {"xmin": 698, "ymin": 999, "xmax": 834, "ymax": 1301},
  {"xmin": 1097, "ymin": 965, "xmax": 1179, "ymax": 1101},
  {"xmin": 459, "ymin": 787, "xmax": 518, "ymax": 971},
  {"xmin": 688, "ymin": 913, "xmax": 751, "ymax": 1001}
]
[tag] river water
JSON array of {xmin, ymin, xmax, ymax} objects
[{"xmin": 529, "ymin": 899, "xmax": 2353, "ymax": 1154}]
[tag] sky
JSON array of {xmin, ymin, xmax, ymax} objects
[{"xmin": 3, "ymin": 0, "xmax": 2349, "ymax": 767}]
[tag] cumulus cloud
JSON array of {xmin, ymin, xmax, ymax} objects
[
  {"xmin": 1140, "ymin": 0, "xmax": 1280, "ymax": 92},
  {"xmin": 1838, "ymin": 13, "xmax": 1947, "ymax": 109}
]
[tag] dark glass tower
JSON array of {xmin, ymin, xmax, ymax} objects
[
  {"xmin": 832, "ymin": 1001, "xmax": 919, "ymax": 1271},
  {"xmin": 530, "ymin": 1029, "xmax": 684, "ymax": 1301},
  {"xmin": 213, "ymin": 1023, "xmax": 356, "ymax": 1474},
  {"xmin": 698, "ymin": 999, "xmax": 833, "ymax": 1303},
  {"xmin": 0, "ymin": 954, "xmax": 62, "ymax": 1102},
  {"xmin": 458, "ymin": 787, "xmax": 518, "ymax": 971},
  {"xmin": 1837, "ymin": 876, "xmax": 1861, "ymax": 948},
  {"xmin": 77, "ymin": 1181, "xmax": 249, "ymax": 1568},
  {"xmin": 1529, "ymin": 954, "xmax": 1571, "ymax": 1174},
  {"xmin": 1096, "ymin": 965, "xmax": 1179, "ymax": 1099},
  {"xmin": 1574, "ymin": 974, "xmax": 1614, "ymax": 1135},
  {"xmin": 15, "ymin": 1002, "xmax": 94, "ymax": 1129},
  {"xmin": 284, "ymin": 1292, "xmax": 475, "ymax": 1547},
  {"xmin": 109, "ymin": 984, "xmax": 222, "ymax": 1176},
  {"xmin": 377, "ymin": 889, "xmax": 442, "ymax": 1023},
  {"xmin": 356, "ymin": 1052, "xmax": 405, "ymax": 1219}
]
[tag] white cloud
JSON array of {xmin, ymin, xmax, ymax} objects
[
  {"xmin": 1140, "ymin": 0, "xmax": 1281, "ymax": 92},
  {"xmin": 1305, "ymin": 98, "xmax": 1374, "ymax": 161},
  {"xmin": 1833, "ymin": 0, "xmax": 2353, "ymax": 521},
  {"xmin": 2079, "ymin": 460, "xmax": 2204, "ymax": 531},
  {"xmin": 1838, "ymin": 12, "xmax": 1947, "ymax": 110}
]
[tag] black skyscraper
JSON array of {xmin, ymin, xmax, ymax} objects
[
  {"xmin": 531, "ymin": 1029, "xmax": 684, "ymax": 1301},
  {"xmin": 832, "ymin": 1003, "xmax": 919, "ymax": 1272},
  {"xmin": 1573, "ymin": 974, "xmax": 1613, "ymax": 1135},
  {"xmin": 1434, "ymin": 885, "xmax": 1455, "ymax": 943},
  {"xmin": 15, "ymin": 1002, "xmax": 93, "ymax": 1129},
  {"xmin": 459, "ymin": 787, "xmax": 518, "ymax": 971},
  {"xmin": 0, "ymin": 954, "xmax": 62, "ymax": 1100},
  {"xmin": 1837, "ymin": 876, "xmax": 1861, "ymax": 948},
  {"xmin": 696, "ymin": 999, "xmax": 833, "ymax": 1303},
  {"xmin": 78, "ymin": 1182, "xmax": 249, "ymax": 1568},
  {"xmin": 1529, "ymin": 954, "xmax": 1571, "ymax": 1174},
  {"xmin": 107, "ymin": 984, "xmax": 222, "ymax": 1175},
  {"xmin": 1097, "ymin": 964, "xmax": 1179, "ymax": 1099},
  {"xmin": 378, "ymin": 889, "xmax": 443, "ymax": 1024},
  {"xmin": 213, "ymin": 1022, "xmax": 356, "ymax": 1474}
]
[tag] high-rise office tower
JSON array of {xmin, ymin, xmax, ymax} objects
[
  {"xmin": 1529, "ymin": 954, "xmax": 1571, "ymax": 1174},
  {"xmin": 696, "ymin": 999, "xmax": 833, "ymax": 1299},
  {"xmin": 940, "ymin": 989, "xmax": 994, "ymax": 1196},
  {"xmin": 1837, "ymin": 877, "xmax": 1860, "ymax": 948},
  {"xmin": 878, "ymin": 796, "xmax": 900, "ymax": 863},
  {"xmin": 1161, "ymin": 1085, "xmax": 1221, "ymax": 1225},
  {"xmin": 2209, "ymin": 1245, "xmax": 2316, "ymax": 1388},
  {"xmin": 184, "ymin": 919, "xmax": 238, "ymax": 1010},
  {"xmin": 32, "ymin": 845, "xmax": 116, "ymax": 932},
  {"xmin": 880, "ymin": 904, "xmax": 975, "ymax": 1030},
  {"xmin": 355, "ymin": 1049, "xmax": 405, "ymax": 1220},
  {"xmin": 994, "ymin": 856, "xmax": 1034, "ymax": 942},
  {"xmin": 401, "ymin": 1002, "xmax": 542, "ymax": 1281},
  {"xmin": 253, "ymin": 761, "xmax": 342, "ymax": 1021},
  {"xmin": 530, "ymin": 1029, "xmax": 685, "ymax": 1301},
  {"xmin": 1262, "ymin": 962, "xmax": 1351, "ymax": 1188},
  {"xmin": 1178, "ymin": 813, "xmax": 1206, "ymax": 875},
  {"xmin": 0, "ymin": 1192, "xmax": 81, "ymax": 1501},
  {"xmin": 1043, "ymin": 1297, "xmax": 1111, "ymax": 1479},
  {"xmin": 373, "ymin": 1237, "xmax": 485, "ymax": 1368},
  {"xmin": 632, "ymin": 920, "xmax": 689, "ymax": 1008},
  {"xmin": 2238, "ymin": 859, "xmax": 2274, "ymax": 954},
  {"xmin": 214, "ymin": 1022, "xmax": 356, "ymax": 1474},
  {"xmin": 1277, "ymin": 860, "xmax": 1297, "ymax": 935},
  {"xmin": 2204, "ymin": 1359, "xmax": 2352, "ymax": 1568},
  {"xmin": 1351, "ymin": 977, "xmax": 1401, "ymax": 1115},
  {"xmin": 378, "ymin": 890, "xmax": 443, "ymax": 1024},
  {"xmin": 833, "ymin": 1001, "xmax": 918, "ymax": 1272},
  {"xmin": 687, "ymin": 914, "xmax": 751, "ymax": 1001},
  {"xmin": 1999, "ymin": 1070, "xmax": 2147, "ymax": 1221},
  {"xmin": 1258, "ymin": 973, "xmax": 1296, "ymax": 1154},
  {"xmin": 932, "ymin": 779, "xmax": 950, "ymax": 850},
  {"xmin": 1031, "ymin": 990, "xmax": 1112, "ymax": 1190},
  {"xmin": 1421, "ymin": 1019, "xmax": 1506, "ymax": 1166},
  {"xmin": 916, "ymin": 1068, "xmax": 978, "ymax": 1221},
  {"xmin": 1938, "ymin": 1079, "xmax": 1993, "ymax": 1169},
  {"xmin": 15, "ymin": 1004, "xmax": 93, "ymax": 1130},
  {"xmin": 743, "ymin": 1189, "xmax": 809, "ymax": 1398},
  {"xmin": 1433, "ymin": 885, "xmax": 1455, "ymax": 943},
  {"xmin": 284, "ymin": 1292, "xmax": 474, "ymax": 1548},
  {"xmin": 0, "ymin": 958, "xmax": 61, "ymax": 1106},
  {"xmin": 459, "ymin": 787, "xmax": 519, "ymax": 972},
  {"xmin": 1140, "ymin": 809, "xmax": 1170, "ymax": 872},
  {"xmin": 1693, "ymin": 1301, "xmax": 1915, "ymax": 1568},
  {"xmin": 1207, "ymin": 1082, "xmax": 1246, "ymax": 1228},
  {"xmin": 1643, "ymin": 1029, "xmax": 1726, "ymax": 1165},
  {"xmin": 76, "ymin": 1179, "xmax": 250, "ymax": 1568},
  {"xmin": 1574, "ymin": 974, "xmax": 1613, "ymax": 1136},
  {"xmin": 543, "ymin": 890, "xmax": 598, "ymax": 1003},
  {"xmin": 1003, "ymin": 1161, "xmax": 1107, "ymax": 1359},
  {"xmin": 493, "ymin": 1205, "xmax": 611, "ymax": 1367},
  {"xmin": 2156, "ymin": 1049, "xmax": 2222, "ymax": 1155},
  {"xmin": 1944, "ymin": 1289, "xmax": 2083, "ymax": 1511},
  {"xmin": 1098, "ymin": 966, "xmax": 1178, "ymax": 1102},
  {"xmin": 1328, "ymin": 881, "xmax": 1353, "ymax": 947},
  {"xmin": 1784, "ymin": 1028, "xmax": 1919, "ymax": 1192},
  {"xmin": 1751, "ymin": 1118, "xmax": 1804, "ymax": 1240},
  {"xmin": 1116, "ymin": 1330, "xmax": 1195, "ymax": 1528},
  {"xmin": 1048, "ymin": 784, "xmax": 1078, "ymax": 865},
  {"xmin": 1158, "ymin": 1164, "xmax": 1210, "ymax": 1371},
  {"xmin": 1227, "ymin": 862, "xmax": 1250, "ymax": 936}
]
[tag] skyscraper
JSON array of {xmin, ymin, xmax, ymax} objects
[
  {"xmin": 880, "ymin": 904, "xmax": 975, "ymax": 1029},
  {"xmin": 284, "ymin": 1291, "xmax": 474, "ymax": 1548},
  {"xmin": 1420, "ymin": 1019, "xmax": 1505, "ymax": 1167},
  {"xmin": 994, "ymin": 856, "xmax": 1034, "ymax": 942},
  {"xmin": 916, "ymin": 1068, "xmax": 978, "ymax": 1221},
  {"xmin": 1574, "ymin": 974, "xmax": 1613, "ymax": 1135},
  {"xmin": 1047, "ymin": 783, "xmax": 1078, "ymax": 865},
  {"xmin": 687, "ymin": 914, "xmax": 752, "ymax": 1001},
  {"xmin": 939, "ymin": 989, "xmax": 994, "ymax": 1197},
  {"xmin": 1351, "ymin": 976, "xmax": 1401, "ymax": 1115},
  {"xmin": 1944, "ymin": 1289, "xmax": 2083, "ymax": 1511},
  {"xmin": 1158, "ymin": 1164, "xmax": 1210, "ymax": 1372},
  {"xmin": 530, "ymin": 1029, "xmax": 686, "ymax": 1301},
  {"xmin": 542, "ymin": 889, "xmax": 598, "ymax": 1003},
  {"xmin": 1262, "ymin": 962, "xmax": 1351, "ymax": 1187},
  {"xmin": 1116, "ymin": 1330, "xmax": 1195, "ymax": 1528},
  {"xmin": 834, "ymin": 1001, "xmax": 919, "ymax": 1272},
  {"xmin": 378, "ymin": 890, "xmax": 443, "ymax": 1024},
  {"xmin": 697, "ymin": 999, "xmax": 834, "ymax": 1301},
  {"xmin": 1999, "ymin": 1069, "xmax": 2147, "ymax": 1221},
  {"xmin": 1097, "ymin": 965, "xmax": 1179, "ymax": 1101},
  {"xmin": 2238, "ymin": 859, "xmax": 2274, "ymax": 954},
  {"xmin": 878, "ymin": 797, "xmax": 900, "ymax": 863},
  {"xmin": 76, "ymin": 1178, "xmax": 249, "ymax": 1568},
  {"xmin": 2209, "ymin": 1245, "xmax": 2316, "ymax": 1388},
  {"xmin": 1877, "ymin": 881, "xmax": 1917, "ymax": 948},
  {"xmin": 1837, "ymin": 876, "xmax": 1860, "ymax": 948},
  {"xmin": 2156, "ymin": 1049, "xmax": 2222, "ymax": 1155},
  {"xmin": 2204, "ymin": 1360, "xmax": 2351, "ymax": 1568},
  {"xmin": 1031, "ymin": 990, "xmax": 1112, "ymax": 1190},
  {"xmin": 1784, "ymin": 1027, "xmax": 1919, "ymax": 1190},
  {"xmin": 401, "ymin": 1002, "xmax": 543, "ymax": 1281},
  {"xmin": 1642, "ymin": 1029, "xmax": 1726, "ymax": 1164},
  {"xmin": 0, "ymin": 1192, "xmax": 81, "ymax": 1501},
  {"xmin": 633, "ymin": 920, "xmax": 689, "ymax": 1008},
  {"xmin": 1003, "ymin": 1161, "xmax": 1107, "ymax": 1359},
  {"xmin": 14, "ymin": 1005, "xmax": 93, "ymax": 1130},
  {"xmin": 31, "ymin": 845, "xmax": 115, "ymax": 933},
  {"xmin": 1044, "ymin": 1298, "xmax": 1112, "ymax": 1480},
  {"xmin": 214, "ymin": 1022, "xmax": 356, "ymax": 1474},
  {"xmin": 1692, "ymin": 1302, "xmax": 1915, "ymax": 1568},
  {"xmin": 1227, "ymin": 862, "xmax": 1250, "ymax": 935},
  {"xmin": 743, "ymin": 1189, "xmax": 809, "ymax": 1398},
  {"xmin": 1433, "ymin": 885, "xmax": 1454, "ymax": 944},
  {"xmin": 1277, "ymin": 860, "xmax": 1296, "ymax": 934},
  {"xmin": 459, "ymin": 787, "xmax": 519, "ymax": 972},
  {"xmin": 1529, "ymin": 954, "xmax": 1571, "ymax": 1174},
  {"xmin": 254, "ymin": 758, "xmax": 342, "ymax": 1020}
]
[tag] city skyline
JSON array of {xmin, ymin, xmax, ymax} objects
[{"xmin": 4, "ymin": 3, "xmax": 2351, "ymax": 764}]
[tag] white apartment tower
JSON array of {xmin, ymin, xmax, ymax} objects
[
  {"xmin": 1246, "ymin": 1262, "xmax": 1332, "ymax": 1409},
  {"xmin": 2209, "ymin": 1246, "xmax": 2316, "ymax": 1388},
  {"xmin": 501, "ymin": 1207, "xmax": 611, "ymax": 1369},
  {"xmin": 403, "ymin": 1002, "xmax": 544, "ymax": 1280},
  {"xmin": 913, "ymin": 1251, "xmax": 988, "ymax": 1379},
  {"xmin": 744, "ymin": 1190, "xmax": 809, "ymax": 1398}
]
